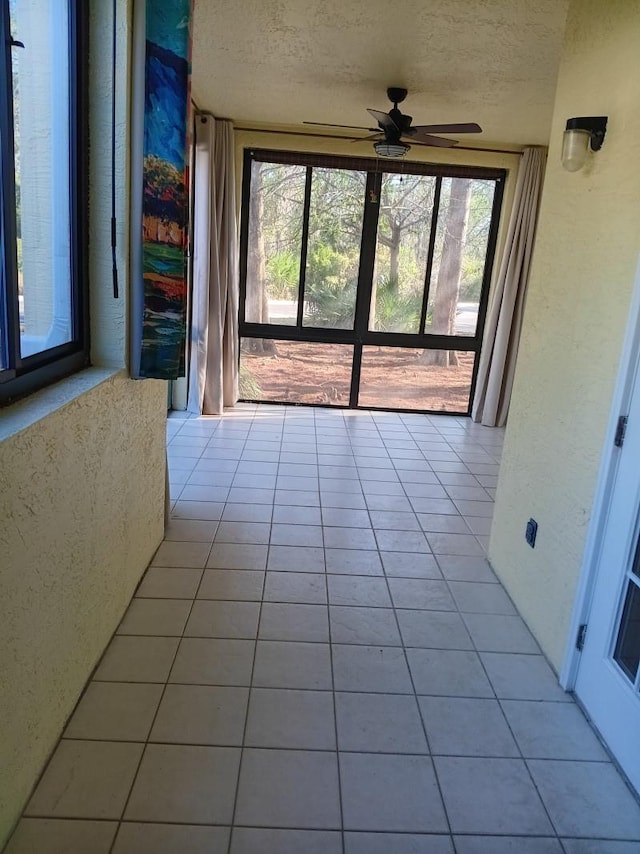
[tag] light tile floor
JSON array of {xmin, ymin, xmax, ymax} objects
[{"xmin": 7, "ymin": 404, "xmax": 640, "ymax": 854}]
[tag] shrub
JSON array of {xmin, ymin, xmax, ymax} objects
[
  {"xmin": 371, "ymin": 276, "xmax": 423, "ymax": 333},
  {"xmin": 239, "ymin": 362, "xmax": 261, "ymax": 399}
]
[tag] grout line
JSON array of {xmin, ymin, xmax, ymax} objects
[
  {"xmin": 319, "ymin": 415, "xmax": 347, "ymax": 853},
  {"xmin": 108, "ymin": 574, "xmax": 209, "ymax": 849},
  {"xmin": 366, "ymin": 417, "xmax": 456, "ymax": 843},
  {"xmin": 58, "ymin": 731, "xmax": 615, "ymax": 763},
  {"xmin": 87, "ymin": 677, "xmax": 574, "ymax": 702},
  {"xmin": 119, "ymin": 413, "xmax": 233, "ymax": 854},
  {"xmin": 226, "ymin": 406, "xmax": 277, "ymax": 854},
  {"xmin": 314, "ymin": 406, "xmax": 346, "ymax": 854},
  {"xmin": 23, "ymin": 409, "xmax": 631, "ymax": 850},
  {"xmin": 350, "ymin": 414, "xmax": 455, "ymax": 847}
]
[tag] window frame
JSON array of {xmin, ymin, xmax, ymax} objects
[
  {"xmin": 0, "ymin": 0, "xmax": 89, "ymax": 406},
  {"xmin": 238, "ymin": 148, "xmax": 505, "ymax": 414}
]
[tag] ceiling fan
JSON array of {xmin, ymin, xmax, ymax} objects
[{"xmin": 304, "ymin": 87, "xmax": 482, "ymax": 157}]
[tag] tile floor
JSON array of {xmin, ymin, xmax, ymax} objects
[{"xmin": 7, "ymin": 404, "xmax": 640, "ymax": 854}]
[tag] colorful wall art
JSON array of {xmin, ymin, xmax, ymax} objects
[{"xmin": 139, "ymin": 0, "xmax": 193, "ymax": 378}]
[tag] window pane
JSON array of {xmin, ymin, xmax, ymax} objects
[
  {"xmin": 245, "ymin": 162, "xmax": 305, "ymax": 326},
  {"xmin": 358, "ymin": 346, "xmax": 474, "ymax": 412},
  {"xmin": 303, "ymin": 168, "xmax": 366, "ymax": 330},
  {"xmin": 613, "ymin": 579, "xmax": 640, "ymax": 684},
  {"xmin": 12, "ymin": 0, "xmax": 73, "ymax": 358},
  {"xmin": 369, "ymin": 173, "xmax": 436, "ymax": 334},
  {"xmin": 424, "ymin": 178, "xmax": 495, "ymax": 338},
  {"xmin": 0, "ymin": 264, "xmax": 7, "ymax": 370},
  {"xmin": 240, "ymin": 338, "xmax": 353, "ymax": 406}
]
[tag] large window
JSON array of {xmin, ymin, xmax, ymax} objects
[
  {"xmin": 239, "ymin": 150, "xmax": 504, "ymax": 415},
  {"xmin": 0, "ymin": 0, "xmax": 88, "ymax": 405}
]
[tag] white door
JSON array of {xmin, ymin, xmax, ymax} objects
[{"xmin": 575, "ymin": 350, "xmax": 640, "ymax": 793}]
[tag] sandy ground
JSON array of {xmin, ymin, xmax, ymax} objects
[{"xmin": 240, "ymin": 341, "xmax": 475, "ymax": 413}]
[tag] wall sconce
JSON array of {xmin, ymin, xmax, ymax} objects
[{"xmin": 561, "ymin": 116, "xmax": 607, "ymax": 172}]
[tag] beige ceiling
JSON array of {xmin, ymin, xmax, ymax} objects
[{"xmin": 191, "ymin": 0, "xmax": 569, "ymax": 148}]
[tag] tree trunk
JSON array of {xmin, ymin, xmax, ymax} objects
[
  {"xmin": 370, "ymin": 218, "xmax": 402, "ymax": 329},
  {"xmin": 389, "ymin": 220, "xmax": 401, "ymax": 287},
  {"xmin": 421, "ymin": 178, "xmax": 472, "ymax": 367}
]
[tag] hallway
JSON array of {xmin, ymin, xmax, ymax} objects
[{"xmin": 8, "ymin": 405, "xmax": 640, "ymax": 853}]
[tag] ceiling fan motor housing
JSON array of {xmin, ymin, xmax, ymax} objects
[
  {"xmin": 303, "ymin": 87, "xmax": 481, "ymax": 153},
  {"xmin": 387, "ymin": 86, "xmax": 407, "ymax": 105}
]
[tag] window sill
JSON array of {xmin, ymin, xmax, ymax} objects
[{"xmin": 0, "ymin": 367, "xmax": 124, "ymax": 443}]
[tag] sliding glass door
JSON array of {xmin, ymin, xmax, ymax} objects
[{"xmin": 239, "ymin": 150, "xmax": 504, "ymax": 414}]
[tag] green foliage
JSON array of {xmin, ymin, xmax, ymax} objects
[
  {"xmin": 372, "ymin": 276, "xmax": 423, "ymax": 333},
  {"xmin": 459, "ymin": 256, "xmax": 484, "ymax": 300},
  {"xmin": 457, "ymin": 179, "xmax": 494, "ymax": 301},
  {"xmin": 252, "ymin": 163, "xmax": 496, "ymax": 333},
  {"xmin": 143, "ymin": 154, "xmax": 186, "ymax": 224},
  {"xmin": 305, "ymin": 280, "xmax": 357, "ymax": 329},
  {"xmin": 266, "ymin": 250, "xmax": 299, "ymax": 300},
  {"xmin": 304, "ymin": 243, "xmax": 357, "ymax": 329}
]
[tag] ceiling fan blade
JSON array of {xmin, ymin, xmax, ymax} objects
[
  {"xmin": 303, "ymin": 121, "xmax": 373, "ymax": 131},
  {"xmin": 350, "ymin": 133, "xmax": 383, "ymax": 144},
  {"xmin": 409, "ymin": 133, "xmax": 458, "ymax": 148},
  {"xmin": 367, "ymin": 109, "xmax": 399, "ymax": 134},
  {"xmin": 412, "ymin": 122, "xmax": 482, "ymax": 135}
]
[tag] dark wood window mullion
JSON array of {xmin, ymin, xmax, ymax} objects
[
  {"xmin": 348, "ymin": 342, "xmax": 362, "ymax": 408},
  {"xmin": 69, "ymin": 0, "xmax": 89, "ymax": 354},
  {"xmin": 351, "ymin": 171, "xmax": 382, "ymax": 406},
  {"xmin": 295, "ymin": 166, "xmax": 313, "ymax": 328},
  {"xmin": 0, "ymin": 0, "xmax": 20, "ymax": 373},
  {"xmin": 238, "ymin": 149, "xmax": 253, "ymax": 326},
  {"xmin": 419, "ymin": 176, "xmax": 442, "ymax": 335}
]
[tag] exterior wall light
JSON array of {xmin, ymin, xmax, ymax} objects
[{"xmin": 561, "ymin": 116, "xmax": 607, "ymax": 172}]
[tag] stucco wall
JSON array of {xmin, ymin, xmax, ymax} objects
[
  {"xmin": 489, "ymin": 0, "xmax": 640, "ymax": 671},
  {"xmin": 0, "ymin": 374, "xmax": 166, "ymax": 845},
  {"xmin": 0, "ymin": 0, "xmax": 168, "ymax": 844}
]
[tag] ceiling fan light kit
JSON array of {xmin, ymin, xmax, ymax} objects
[
  {"xmin": 374, "ymin": 141, "xmax": 411, "ymax": 158},
  {"xmin": 304, "ymin": 86, "xmax": 482, "ymax": 158}
]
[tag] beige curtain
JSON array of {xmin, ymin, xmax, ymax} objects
[
  {"xmin": 472, "ymin": 146, "xmax": 546, "ymax": 426},
  {"xmin": 187, "ymin": 116, "xmax": 239, "ymax": 415}
]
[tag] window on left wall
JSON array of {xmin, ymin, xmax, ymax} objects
[{"xmin": 0, "ymin": 0, "xmax": 88, "ymax": 405}]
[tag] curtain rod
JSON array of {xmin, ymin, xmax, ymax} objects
[
  {"xmin": 190, "ymin": 105, "xmax": 524, "ymax": 157},
  {"xmin": 232, "ymin": 124, "xmax": 524, "ymax": 157}
]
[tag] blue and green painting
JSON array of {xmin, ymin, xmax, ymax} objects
[{"xmin": 140, "ymin": 0, "xmax": 192, "ymax": 378}]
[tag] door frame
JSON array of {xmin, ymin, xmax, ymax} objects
[{"xmin": 561, "ymin": 254, "xmax": 640, "ymax": 689}]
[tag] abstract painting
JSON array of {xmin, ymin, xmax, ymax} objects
[{"xmin": 139, "ymin": 0, "xmax": 193, "ymax": 378}]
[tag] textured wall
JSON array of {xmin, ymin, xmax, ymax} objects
[
  {"xmin": 0, "ymin": 375, "xmax": 166, "ymax": 844},
  {"xmin": 0, "ymin": 0, "xmax": 168, "ymax": 845},
  {"xmin": 489, "ymin": 0, "xmax": 640, "ymax": 671},
  {"xmin": 89, "ymin": 0, "xmax": 131, "ymax": 367},
  {"xmin": 192, "ymin": 0, "xmax": 569, "ymax": 146}
]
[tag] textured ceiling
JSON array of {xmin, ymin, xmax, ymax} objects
[{"xmin": 191, "ymin": 0, "xmax": 569, "ymax": 147}]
